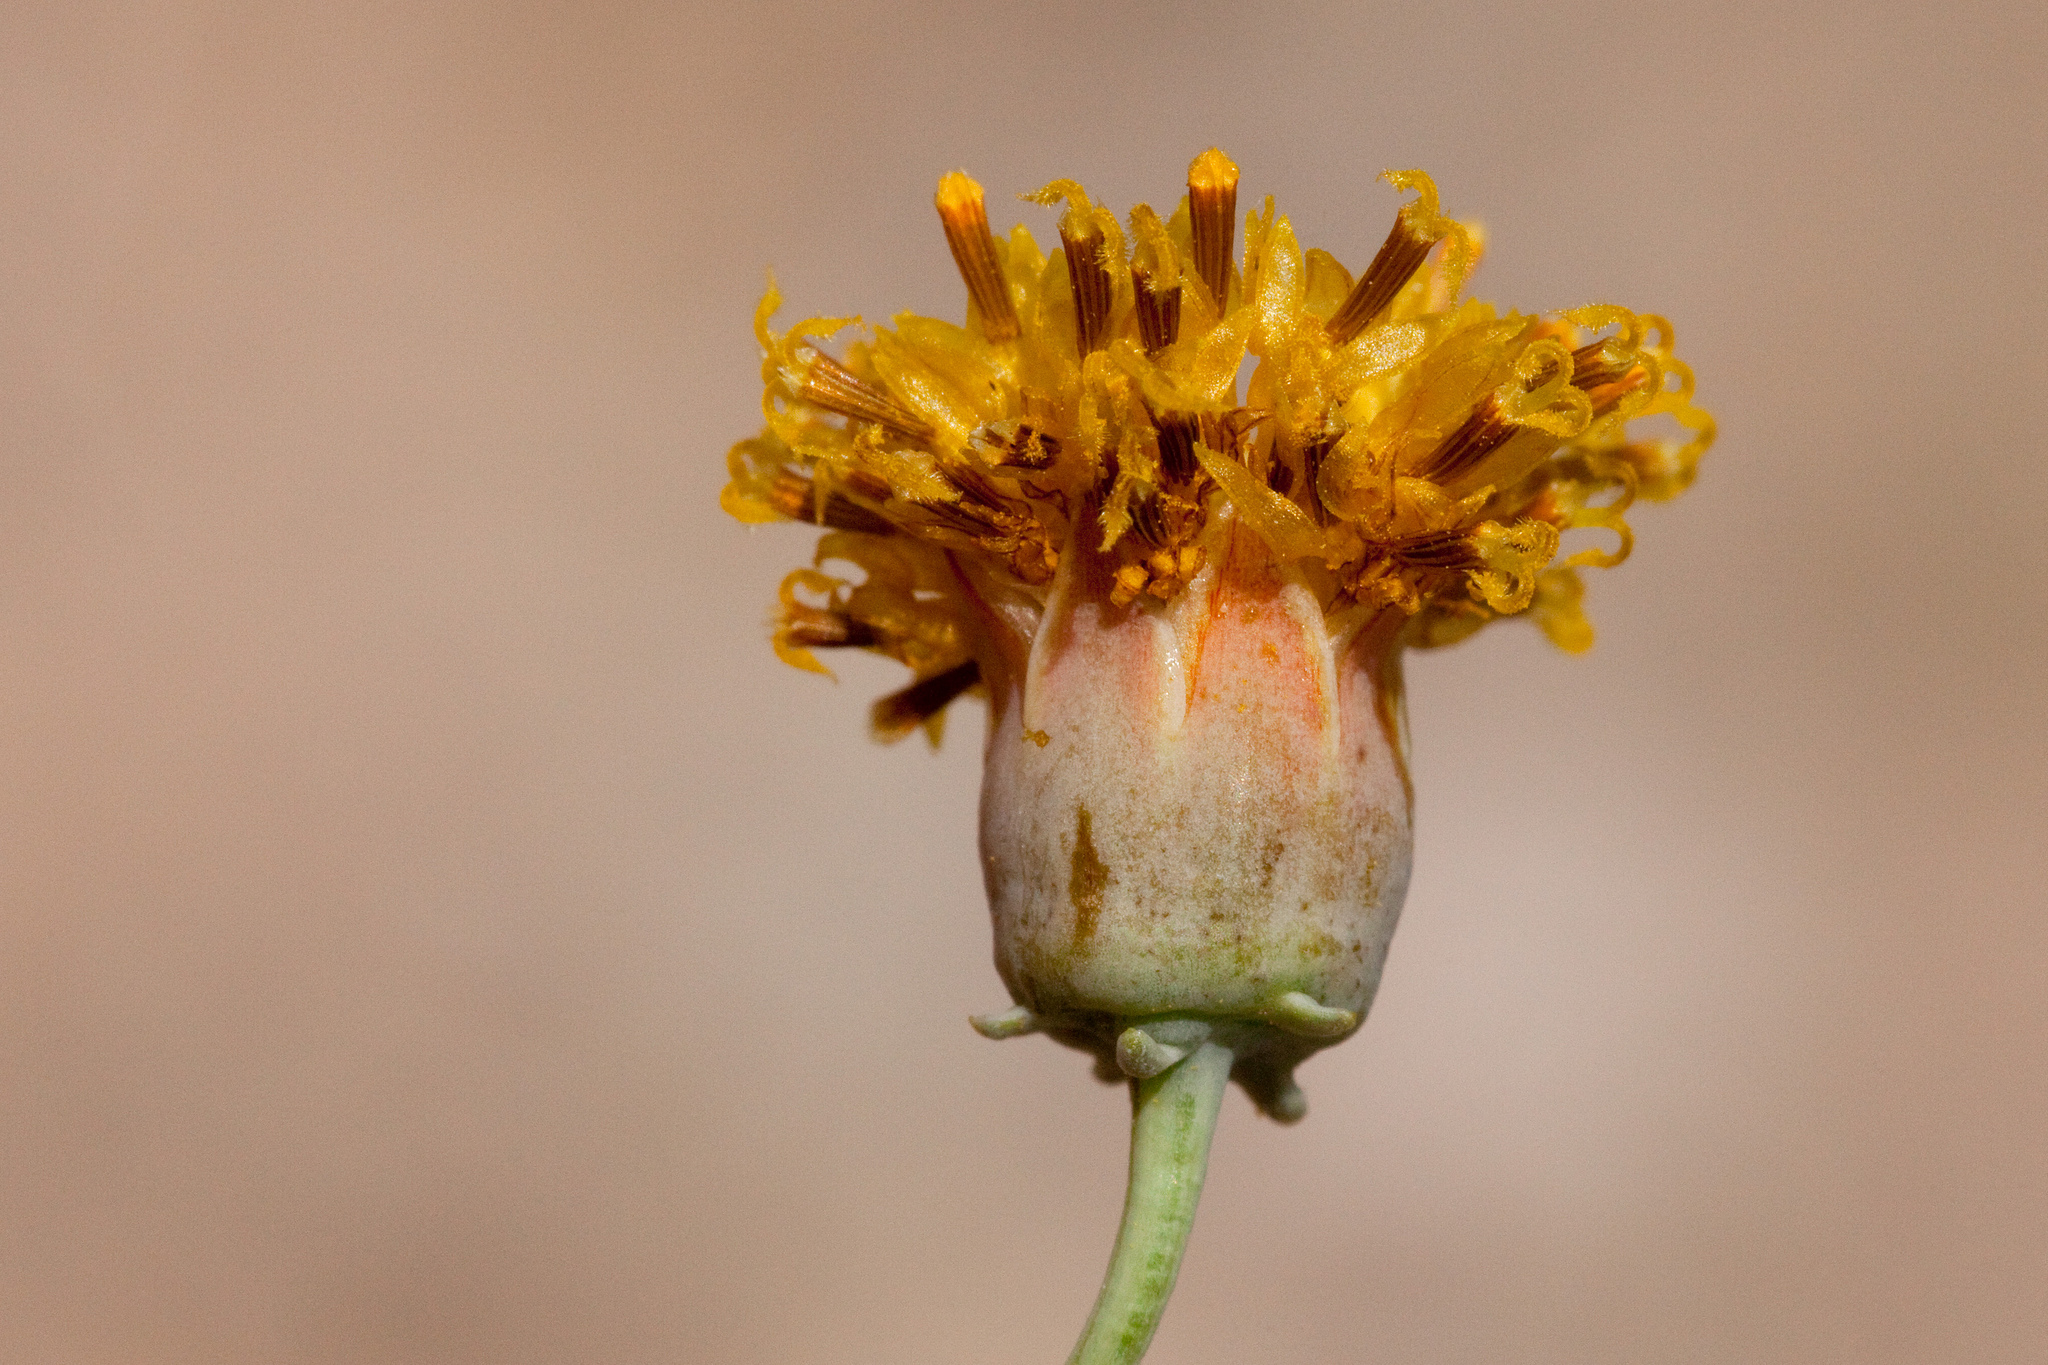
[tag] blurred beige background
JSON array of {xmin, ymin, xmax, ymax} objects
[{"xmin": 3, "ymin": 2, "xmax": 2044, "ymax": 1362}]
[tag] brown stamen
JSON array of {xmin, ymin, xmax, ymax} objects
[
  {"xmin": 1187, "ymin": 148, "xmax": 1239, "ymax": 310},
  {"xmin": 1590, "ymin": 369, "xmax": 1649, "ymax": 414},
  {"xmin": 1568, "ymin": 340, "xmax": 1636, "ymax": 393},
  {"xmin": 935, "ymin": 173, "xmax": 1020, "ymax": 342},
  {"xmin": 1569, "ymin": 341, "xmax": 1651, "ymax": 413},
  {"xmin": 948, "ymin": 464, "xmax": 1018, "ymax": 513},
  {"xmin": 1131, "ymin": 492, "xmax": 1169, "ymax": 547},
  {"xmin": 900, "ymin": 472, "xmax": 1056, "ymax": 583},
  {"xmin": 1299, "ymin": 434, "xmax": 1337, "ymax": 524},
  {"xmin": 1128, "ymin": 489, "xmax": 1201, "ymax": 565},
  {"xmin": 871, "ymin": 660, "xmax": 981, "ymax": 739},
  {"xmin": 767, "ymin": 470, "xmax": 896, "ymax": 535},
  {"xmin": 1059, "ymin": 215, "xmax": 1113, "ymax": 357},
  {"xmin": 839, "ymin": 467, "xmax": 894, "ymax": 502},
  {"xmin": 1326, "ymin": 207, "xmax": 1440, "ymax": 345},
  {"xmin": 1150, "ymin": 408, "xmax": 1202, "ymax": 485},
  {"xmin": 1418, "ymin": 393, "xmax": 1517, "ymax": 483},
  {"xmin": 1383, "ymin": 530, "xmax": 1477, "ymax": 569},
  {"xmin": 1132, "ymin": 263, "xmax": 1181, "ymax": 354},
  {"xmin": 974, "ymin": 420, "xmax": 1061, "ymax": 470},
  {"xmin": 780, "ymin": 607, "xmax": 880, "ymax": 649},
  {"xmin": 798, "ymin": 349, "xmax": 934, "ymax": 441}
]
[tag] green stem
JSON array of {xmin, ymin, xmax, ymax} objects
[{"xmin": 1067, "ymin": 1039, "xmax": 1234, "ymax": 1365}]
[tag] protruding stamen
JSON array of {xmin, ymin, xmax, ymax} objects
[
  {"xmin": 1362, "ymin": 520, "xmax": 1560, "ymax": 614},
  {"xmin": 1568, "ymin": 339, "xmax": 1650, "ymax": 412},
  {"xmin": 1326, "ymin": 204, "xmax": 1443, "ymax": 345},
  {"xmin": 1568, "ymin": 339, "xmax": 1628, "ymax": 391},
  {"xmin": 928, "ymin": 472, "xmax": 1059, "ymax": 582},
  {"xmin": 841, "ymin": 466, "xmax": 896, "ymax": 502},
  {"xmin": 767, "ymin": 470, "xmax": 895, "ymax": 535},
  {"xmin": 1187, "ymin": 147, "xmax": 1239, "ymax": 310},
  {"xmin": 906, "ymin": 476, "xmax": 1058, "ymax": 586},
  {"xmin": 1297, "ymin": 434, "xmax": 1337, "ymax": 524},
  {"xmin": 871, "ymin": 659, "xmax": 981, "ymax": 739},
  {"xmin": 1381, "ymin": 529, "xmax": 1479, "ymax": 569},
  {"xmin": 1129, "ymin": 203, "xmax": 1183, "ymax": 354},
  {"xmin": 1059, "ymin": 216, "xmax": 1114, "ymax": 357},
  {"xmin": 1418, "ymin": 393, "xmax": 1517, "ymax": 483},
  {"xmin": 1129, "ymin": 492, "xmax": 1167, "ymax": 547},
  {"xmin": 918, "ymin": 494, "xmax": 1006, "ymax": 538},
  {"xmin": 779, "ymin": 605, "xmax": 880, "ymax": 650},
  {"xmin": 935, "ymin": 172, "xmax": 1020, "ymax": 342},
  {"xmin": 974, "ymin": 420, "xmax": 1061, "ymax": 470},
  {"xmin": 1132, "ymin": 265, "xmax": 1181, "ymax": 354},
  {"xmin": 1149, "ymin": 408, "xmax": 1201, "ymax": 485},
  {"xmin": 798, "ymin": 348, "xmax": 934, "ymax": 441}
]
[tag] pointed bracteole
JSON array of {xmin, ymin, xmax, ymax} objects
[
  {"xmin": 1231, "ymin": 1051, "xmax": 1311, "ymax": 1125},
  {"xmin": 1260, "ymin": 990, "xmax": 1359, "ymax": 1039},
  {"xmin": 1115, "ymin": 1027, "xmax": 1187, "ymax": 1079},
  {"xmin": 969, "ymin": 1005, "xmax": 1041, "ymax": 1040},
  {"xmin": 1269, "ymin": 1079, "xmax": 1308, "ymax": 1123}
]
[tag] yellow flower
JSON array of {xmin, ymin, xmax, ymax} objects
[
  {"xmin": 722, "ymin": 149, "xmax": 1713, "ymax": 1365},
  {"xmin": 726, "ymin": 151, "xmax": 1711, "ymax": 731}
]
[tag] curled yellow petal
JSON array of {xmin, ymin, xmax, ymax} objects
[
  {"xmin": 1464, "ymin": 518, "xmax": 1560, "ymax": 614},
  {"xmin": 1382, "ymin": 169, "xmax": 1477, "ymax": 307},
  {"xmin": 1500, "ymin": 338, "xmax": 1593, "ymax": 438},
  {"xmin": 1529, "ymin": 567, "xmax": 1595, "ymax": 653},
  {"xmin": 1560, "ymin": 506, "xmax": 1635, "ymax": 569}
]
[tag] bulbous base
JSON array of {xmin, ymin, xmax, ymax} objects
[{"xmin": 972, "ymin": 521, "xmax": 1416, "ymax": 1118}]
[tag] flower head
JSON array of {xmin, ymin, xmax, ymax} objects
[
  {"xmin": 723, "ymin": 149, "xmax": 1713, "ymax": 1364},
  {"xmin": 726, "ymin": 150, "xmax": 1713, "ymax": 743}
]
